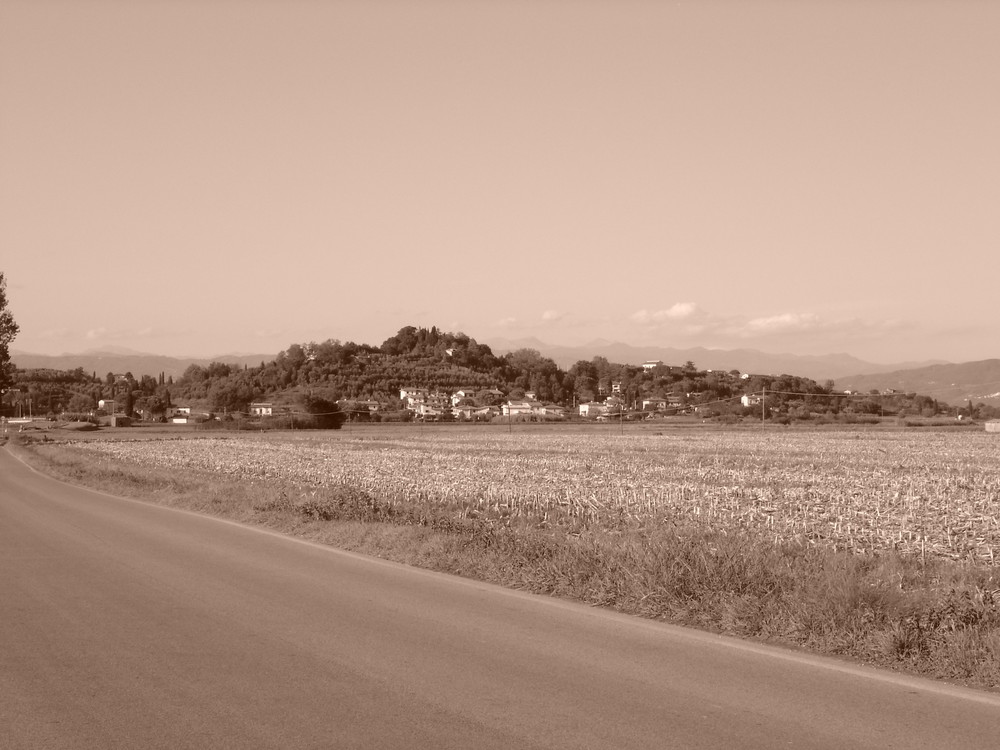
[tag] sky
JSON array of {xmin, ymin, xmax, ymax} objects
[{"xmin": 2, "ymin": 0, "xmax": 998, "ymax": 364}]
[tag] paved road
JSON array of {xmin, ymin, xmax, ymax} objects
[{"xmin": 2, "ymin": 446, "xmax": 999, "ymax": 749}]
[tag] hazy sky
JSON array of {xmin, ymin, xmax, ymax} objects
[{"xmin": 2, "ymin": 0, "xmax": 998, "ymax": 363}]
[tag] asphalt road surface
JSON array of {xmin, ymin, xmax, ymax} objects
[{"xmin": 2, "ymin": 445, "xmax": 999, "ymax": 749}]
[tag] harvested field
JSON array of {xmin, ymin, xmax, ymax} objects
[{"xmin": 66, "ymin": 427, "xmax": 1000, "ymax": 563}]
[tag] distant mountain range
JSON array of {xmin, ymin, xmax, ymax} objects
[
  {"xmin": 484, "ymin": 337, "xmax": 943, "ymax": 382},
  {"xmin": 11, "ymin": 349, "xmax": 275, "ymax": 381},
  {"xmin": 834, "ymin": 359, "xmax": 1000, "ymax": 407}
]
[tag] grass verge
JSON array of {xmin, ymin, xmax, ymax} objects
[{"xmin": 10, "ymin": 434, "xmax": 1000, "ymax": 692}]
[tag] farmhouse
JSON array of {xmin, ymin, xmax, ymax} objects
[
  {"xmin": 170, "ymin": 411, "xmax": 209, "ymax": 425},
  {"xmin": 414, "ymin": 403, "xmax": 446, "ymax": 420},
  {"xmin": 579, "ymin": 401, "xmax": 607, "ymax": 418},
  {"xmin": 502, "ymin": 399, "xmax": 543, "ymax": 417},
  {"xmin": 450, "ymin": 388, "xmax": 478, "ymax": 406},
  {"xmin": 452, "ymin": 404, "xmax": 497, "ymax": 421},
  {"xmin": 399, "ymin": 387, "xmax": 429, "ymax": 407},
  {"xmin": 250, "ymin": 402, "xmax": 273, "ymax": 416},
  {"xmin": 356, "ymin": 399, "xmax": 381, "ymax": 414}
]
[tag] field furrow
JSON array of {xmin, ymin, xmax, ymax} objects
[{"xmin": 70, "ymin": 429, "xmax": 1000, "ymax": 562}]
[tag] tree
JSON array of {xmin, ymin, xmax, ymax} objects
[
  {"xmin": 298, "ymin": 390, "xmax": 345, "ymax": 429},
  {"xmin": 0, "ymin": 273, "xmax": 19, "ymax": 392},
  {"xmin": 66, "ymin": 393, "xmax": 96, "ymax": 415},
  {"xmin": 123, "ymin": 388, "xmax": 136, "ymax": 418},
  {"xmin": 208, "ymin": 378, "xmax": 256, "ymax": 413}
]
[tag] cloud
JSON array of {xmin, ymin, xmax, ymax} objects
[
  {"xmin": 85, "ymin": 327, "xmax": 129, "ymax": 341},
  {"xmin": 541, "ymin": 309, "xmax": 567, "ymax": 322},
  {"xmin": 631, "ymin": 303, "xmax": 703, "ymax": 325},
  {"xmin": 497, "ymin": 317, "xmax": 518, "ymax": 328},
  {"xmin": 726, "ymin": 313, "xmax": 918, "ymax": 351},
  {"xmin": 615, "ymin": 303, "xmax": 931, "ymax": 359},
  {"xmin": 630, "ymin": 305, "xmax": 837, "ymax": 341},
  {"xmin": 741, "ymin": 312, "xmax": 822, "ymax": 334}
]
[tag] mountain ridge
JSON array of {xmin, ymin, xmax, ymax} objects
[
  {"xmin": 483, "ymin": 337, "xmax": 944, "ymax": 382},
  {"xmin": 11, "ymin": 350, "xmax": 275, "ymax": 381},
  {"xmin": 835, "ymin": 359, "xmax": 1000, "ymax": 406}
]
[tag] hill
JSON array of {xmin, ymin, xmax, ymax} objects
[
  {"xmin": 5, "ymin": 326, "xmax": 971, "ymax": 421},
  {"xmin": 14, "ymin": 340, "xmax": 945, "ymax": 385},
  {"xmin": 836, "ymin": 359, "xmax": 1000, "ymax": 406}
]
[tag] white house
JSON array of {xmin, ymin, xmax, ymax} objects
[
  {"xmin": 579, "ymin": 401, "xmax": 607, "ymax": 418},
  {"xmin": 414, "ymin": 403, "xmax": 445, "ymax": 420},
  {"xmin": 502, "ymin": 399, "xmax": 543, "ymax": 417},
  {"xmin": 399, "ymin": 387, "xmax": 429, "ymax": 407},
  {"xmin": 250, "ymin": 402, "xmax": 273, "ymax": 416},
  {"xmin": 450, "ymin": 388, "xmax": 478, "ymax": 406},
  {"xmin": 452, "ymin": 404, "xmax": 497, "ymax": 421}
]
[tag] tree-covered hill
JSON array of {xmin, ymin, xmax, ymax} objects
[
  {"xmin": 173, "ymin": 327, "xmax": 573, "ymax": 411},
  {"xmin": 3, "ymin": 325, "xmax": 982, "ymax": 423}
]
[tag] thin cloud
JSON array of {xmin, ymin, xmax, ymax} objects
[
  {"xmin": 541, "ymin": 309, "xmax": 567, "ymax": 323},
  {"xmin": 623, "ymin": 305, "xmax": 922, "ymax": 358},
  {"xmin": 742, "ymin": 312, "xmax": 822, "ymax": 334},
  {"xmin": 631, "ymin": 303, "xmax": 703, "ymax": 325},
  {"xmin": 732, "ymin": 314, "xmax": 910, "ymax": 340}
]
